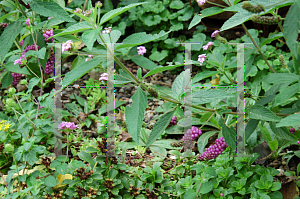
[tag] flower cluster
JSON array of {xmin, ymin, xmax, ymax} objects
[
  {"xmin": 198, "ymin": 54, "xmax": 207, "ymax": 65},
  {"xmin": 85, "ymin": 54, "xmax": 93, "ymax": 62},
  {"xmin": 0, "ymin": 120, "xmax": 10, "ymax": 131},
  {"xmin": 168, "ymin": 116, "xmax": 178, "ymax": 127},
  {"xmin": 211, "ymin": 30, "xmax": 219, "ymax": 38},
  {"xmin": 58, "ymin": 122, "xmax": 79, "ymax": 130},
  {"xmin": 45, "ymin": 52, "xmax": 54, "ymax": 74},
  {"xmin": 250, "ymin": 15, "xmax": 281, "ymax": 25},
  {"xmin": 0, "ymin": 23, "xmax": 8, "ymax": 29},
  {"xmin": 83, "ymin": 7, "xmax": 94, "ymax": 16},
  {"xmin": 25, "ymin": 18, "xmax": 30, "ymax": 27},
  {"xmin": 242, "ymin": 1, "xmax": 265, "ymax": 13},
  {"xmin": 102, "ymin": 27, "xmax": 112, "ymax": 34},
  {"xmin": 74, "ymin": 8, "xmax": 82, "ymax": 13},
  {"xmin": 196, "ymin": 0, "xmax": 207, "ymax": 5},
  {"xmin": 12, "ymin": 73, "xmax": 22, "ymax": 86},
  {"xmin": 62, "ymin": 40, "xmax": 73, "ymax": 52},
  {"xmin": 182, "ymin": 126, "xmax": 202, "ymax": 141},
  {"xmin": 99, "ymin": 73, "xmax": 108, "ymax": 81},
  {"xmin": 198, "ymin": 137, "xmax": 228, "ymax": 161},
  {"xmin": 202, "ymin": 41, "xmax": 214, "ymax": 51},
  {"xmin": 43, "ymin": 29, "xmax": 54, "ymax": 43},
  {"xmin": 279, "ymin": 55, "xmax": 287, "ymax": 68},
  {"xmin": 137, "ymin": 46, "xmax": 146, "ymax": 55}
]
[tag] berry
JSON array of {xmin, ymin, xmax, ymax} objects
[
  {"xmin": 198, "ymin": 137, "xmax": 228, "ymax": 161},
  {"xmin": 297, "ymin": 141, "xmax": 300, "ymax": 144},
  {"xmin": 43, "ymin": 29, "xmax": 54, "ymax": 43},
  {"xmin": 181, "ymin": 126, "xmax": 202, "ymax": 141},
  {"xmin": 250, "ymin": 15, "xmax": 281, "ymax": 25},
  {"xmin": 12, "ymin": 73, "xmax": 22, "ymax": 86},
  {"xmin": 45, "ymin": 55, "xmax": 54, "ymax": 74},
  {"xmin": 289, "ymin": 128, "xmax": 295, "ymax": 133},
  {"xmin": 168, "ymin": 116, "xmax": 178, "ymax": 127}
]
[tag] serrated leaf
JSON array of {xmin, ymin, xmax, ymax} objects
[
  {"xmin": 0, "ymin": 20, "xmax": 22, "ymax": 62},
  {"xmin": 146, "ymin": 109, "xmax": 176, "ymax": 148},
  {"xmin": 51, "ymin": 21, "xmax": 92, "ymax": 38},
  {"xmin": 192, "ymin": 89, "xmax": 235, "ymax": 105},
  {"xmin": 28, "ymin": 0, "xmax": 75, "ymax": 22},
  {"xmin": 100, "ymin": 2, "xmax": 146, "ymax": 25},
  {"xmin": 125, "ymin": 87, "xmax": 148, "ymax": 145},
  {"xmin": 248, "ymin": 105, "xmax": 281, "ymax": 122},
  {"xmin": 82, "ymin": 28, "xmax": 101, "ymax": 51}
]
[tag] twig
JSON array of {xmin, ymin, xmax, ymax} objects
[{"xmin": 0, "ymin": 173, "xmax": 8, "ymax": 187}]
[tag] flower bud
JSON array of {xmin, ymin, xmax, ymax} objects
[
  {"xmin": 215, "ymin": 34, "xmax": 228, "ymax": 44},
  {"xmin": 4, "ymin": 143, "xmax": 14, "ymax": 153},
  {"xmin": 250, "ymin": 15, "xmax": 281, "ymax": 25},
  {"xmin": 8, "ymin": 87, "xmax": 16, "ymax": 95},
  {"xmin": 279, "ymin": 55, "xmax": 287, "ymax": 68},
  {"xmin": 242, "ymin": 1, "xmax": 265, "ymax": 13},
  {"xmin": 5, "ymin": 98, "xmax": 17, "ymax": 110}
]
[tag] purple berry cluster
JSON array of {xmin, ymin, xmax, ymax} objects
[
  {"xmin": 181, "ymin": 126, "xmax": 202, "ymax": 141},
  {"xmin": 12, "ymin": 73, "xmax": 22, "ymax": 86},
  {"xmin": 198, "ymin": 137, "xmax": 228, "ymax": 161},
  {"xmin": 289, "ymin": 128, "xmax": 295, "ymax": 134},
  {"xmin": 45, "ymin": 54, "xmax": 54, "ymax": 74},
  {"xmin": 168, "ymin": 116, "xmax": 178, "ymax": 127},
  {"xmin": 43, "ymin": 29, "xmax": 54, "ymax": 43}
]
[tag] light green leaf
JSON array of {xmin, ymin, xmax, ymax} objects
[
  {"xmin": 0, "ymin": 20, "xmax": 22, "ymax": 62},
  {"xmin": 4, "ymin": 62, "xmax": 31, "ymax": 75},
  {"xmin": 270, "ymin": 122, "xmax": 299, "ymax": 142},
  {"xmin": 275, "ymin": 82, "xmax": 300, "ymax": 105},
  {"xmin": 248, "ymin": 105, "xmax": 281, "ymax": 122},
  {"xmin": 131, "ymin": 55, "xmax": 159, "ymax": 71},
  {"xmin": 172, "ymin": 69, "xmax": 191, "ymax": 98},
  {"xmin": 146, "ymin": 109, "xmax": 176, "ymax": 148},
  {"xmin": 25, "ymin": 47, "xmax": 46, "ymax": 59},
  {"xmin": 27, "ymin": 77, "xmax": 40, "ymax": 94},
  {"xmin": 0, "ymin": 11, "xmax": 18, "ymax": 23},
  {"xmin": 78, "ymin": 151, "xmax": 95, "ymax": 167},
  {"xmin": 51, "ymin": 21, "xmax": 92, "ymax": 38},
  {"xmin": 116, "ymin": 30, "xmax": 172, "ymax": 50},
  {"xmin": 260, "ymin": 32, "xmax": 284, "ymax": 47},
  {"xmin": 100, "ymin": 2, "xmax": 146, "ymax": 26},
  {"xmin": 142, "ymin": 63, "xmax": 184, "ymax": 79},
  {"xmin": 197, "ymin": 131, "xmax": 217, "ymax": 153},
  {"xmin": 82, "ymin": 28, "xmax": 101, "ymax": 51},
  {"xmin": 62, "ymin": 58, "xmax": 103, "ymax": 89},
  {"xmin": 268, "ymin": 140, "xmax": 278, "ymax": 152},
  {"xmin": 192, "ymin": 89, "xmax": 235, "ymax": 105},
  {"xmin": 125, "ymin": 87, "xmax": 148, "ymax": 145},
  {"xmin": 276, "ymin": 112, "xmax": 300, "ymax": 128},
  {"xmin": 141, "ymin": 14, "xmax": 161, "ymax": 26},
  {"xmin": 258, "ymin": 123, "xmax": 272, "ymax": 142},
  {"xmin": 28, "ymin": 0, "xmax": 75, "ymax": 22},
  {"xmin": 183, "ymin": 189, "xmax": 197, "ymax": 199},
  {"xmin": 169, "ymin": 0, "xmax": 184, "ymax": 9},
  {"xmin": 43, "ymin": 175, "xmax": 58, "ymax": 187},
  {"xmin": 263, "ymin": 73, "xmax": 299, "ymax": 85},
  {"xmin": 220, "ymin": 9, "xmax": 252, "ymax": 31},
  {"xmin": 192, "ymin": 71, "xmax": 221, "ymax": 84},
  {"xmin": 149, "ymin": 50, "xmax": 168, "ymax": 62},
  {"xmin": 23, "ymin": 150, "xmax": 38, "ymax": 166}
]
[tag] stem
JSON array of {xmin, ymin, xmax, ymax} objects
[
  {"xmin": 195, "ymin": 171, "xmax": 205, "ymax": 199},
  {"xmin": 200, "ymin": 111, "xmax": 217, "ymax": 129},
  {"xmin": 12, "ymin": 153, "xmax": 21, "ymax": 193}
]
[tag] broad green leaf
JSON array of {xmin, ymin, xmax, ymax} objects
[
  {"xmin": 78, "ymin": 151, "xmax": 95, "ymax": 167},
  {"xmin": 28, "ymin": 0, "xmax": 75, "ymax": 22},
  {"xmin": 169, "ymin": 0, "xmax": 184, "ymax": 9},
  {"xmin": 62, "ymin": 58, "xmax": 103, "ymax": 89},
  {"xmin": 140, "ymin": 14, "xmax": 162, "ymax": 26},
  {"xmin": 23, "ymin": 150, "xmax": 38, "ymax": 166},
  {"xmin": 172, "ymin": 69, "xmax": 191, "ymax": 98},
  {"xmin": 4, "ymin": 62, "xmax": 31, "ymax": 75},
  {"xmin": 146, "ymin": 109, "xmax": 176, "ymax": 148},
  {"xmin": 51, "ymin": 21, "xmax": 92, "ymax": 38},
  {"xmin": 27, "ymin": 77, "xmax": 40, "ymax": 94},
  {"xmin": 199, "ymin": 180, "xmax": 214, "ymax": 194},
  {"xmin": 125, "ymin": 87, "xmax": 148, "ymax": 145},
  {"xmin": 245, "ymin": 119, "xmax": 259, "ymax": 141},
  {"xmin": 248, "ymin": 105, "xmax": 281, "ymax": 122},
  {"xmin": 276, "ymin": 112, "xmax": 300, "ymax": 128},
  {"xmin": 192, "ymin": 89, "xmax": 235, "ymax": 105},
  {"xmin": 82, "ymin": 28, "xmax": 101, "ymax": 51},
  {"xmin": 220, "ymin": 9, "xmax": 252, "ymax": 31},
  {"xmin": 275, "ymin": 82, "xmax": 300, "ymax": 105},
  {"xmin": 131, "ymin": 55, "xmax": 159, "ymax": 71},
  {"xmin": 142, "ymin": 63, "xmax": 184, "ymax": 79},
  {"xmin": 270, "ymin": 122, "xmax": 299, "ymax": 142},
  {"xmin": 184, "ymin": 189, "xmax": 197, "ymax": 199},
  {"xmin": 268, "ymin": 140, "xmax": 278, "ymax": 152},
  {"xmin": 0, "ymin": 20, "xmax": 22, "ymax": 62},
  {"xmin": 197, "ymin": 131, "xmax": 216, "ymax": 153},
  {"xmin": 0, "ymin": 11, "xmax": 18, "ymax": 22},
  {"xmin": 260, "ymin": 32, "xmax": 284, "ymax": 47},
  {"xmin": 149, "ymin": 50, "xmax": 168, "ymax": 62},
  {"xmin": 220, "ymin": 122, "xmax": 236, "ymax": 151},
  {"xmin": 188, "ymin": 7, "xmax": 224, "ymax": 30},
  {"xmin": 100, "ymin": 2, "xmax": 146, "ymax": 26},
  {"xmin": 283, "ymin": 1, "xmax": 300, "ymax": 59},
  {"xmin": 258, "ymin": 123, "xmax": 272, "ymax": 142},
  {"xmin": 263, "ymin": 73, "xmax": 299, "ymax": 85},
  {"xmin": 25, "ymin": 47, "xmax": 46, "ymax": 59},
  {"xmin": 1, "ymin": 71, "xmax": 13, "ymax": 89},
  {"xmin": 43, "ymin": 175, "xmax": 58, "ymax": 187},
  {"xmin": 116, "ymin": 30, "xmax": 172, "ymax": 50},
  {"xmin": 192, "ymin": 71, "xmax": 221, "ymax": 84}
]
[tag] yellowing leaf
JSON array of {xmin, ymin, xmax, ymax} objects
[
  {"xmin": 54, "ymin": 174, "xmax": 73, "ymax": 189},
  {"xmin": 209, "ymin": 74, "xmax": 220, "ymax": 85}
]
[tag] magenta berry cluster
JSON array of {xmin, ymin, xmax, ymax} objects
[
  {"xmin": 12, "ymin": 73, "xmax": 22, "ymax": 86},
  {"xmin": 168, "ymin": 116, "xmax": 178, "ymax": 127},
  {"xmin": 181, "ymin": 126, "xmax": 202, "ymax": 141},
  {"xmin": 45, "ymin": 54, "xmax": 54, "ymax": 74},
  {"xmin": 43, "ymin": 29, "xmax": 54, "ymax": 43},
  {"xmin": 198, "ymin": 137, "xmax": 228, "ymax": 161},
  {"xmin": 289, "ymin": 128, "xmax": 295, "ymax": 134}
]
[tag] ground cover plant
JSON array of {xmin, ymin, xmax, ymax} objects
[{"xmin": 0, "ymin": 0, "xmax": 300, "ymax": 198}]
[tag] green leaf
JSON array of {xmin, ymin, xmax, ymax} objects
[
  {"xmin": 248, "ymin": 105, "xmax": 281, "ymax": 122},
  {"xmin": 100, "ymin": 2, "xmax": 146, "ymax": 26},
  {"xmin": 62, "ymin": 58, "xmax": 103, "ymax": 89},
  {"xmin": 199, "ymin": 180, "xmax": 214, "ymax": 194},
  {"xmin": 51, "ymin": 21, "xmax": 92, "ymax": 38},
  {"xmin": 125, "ymin": 87, "xmax": 148, "ymax": 145},
  {"xmin": 43, "ymin": 175, "xmax": 58, "ymax": 187},
  {"xmin": 188, "ymin": 14, "xmax": 202, "ymax": 30},
  {"xmin": 169, "ymin": 0, "xmax": 184, "ymax": 9},
  {"xmin": 108, "ymin": 169, "xmax": 118, "ymax": 179},
  {"xmin": 172, "ymin": 69, "xmax": 191, "ymax": 98},
  {"xmin": 24, "ymin": 47, "xmax": 46, "ymax": 59},
  {"xmin": 27, "ymin": 77, "xmax": 40, "ymax": 94},
  {"xmin": 283, "ymin": 1, "xmax": 300, "ymax": 59},
  {"xmin": 131, "ymin": 55, "xmax": 159, "ymax": 71},
  {"xmin": 270, "ymin": 182, "xmax": 281, "ymax": 191},
  {"xmin": 28, "ymin": 0, "xmax": 75, "ymax": 22},
  {"xmin": 0, "ymin": 11, "xmax": 18, "ymax": 23},
  {"xmin": 104, "ymin": 0, "xmax": 114, "ymax": 11},
  {"xmin": 258, "ymin": 123, "xmax": 272, "ymax": 142},
  {"xmin": 245, "ymin": 119, "xmax": 259, "ymax": 141},
  {"xmin": 276, "ymin": 112, "xmax": 300, "ymax": 128},
  {"xmin": 260, "ymin": 32, "xmax": 284, "ymax": 47},
  {"xmin": 188, "ymin": 7, "xmax": 224, "ymax": 30},
  {"xmin": 263, "ymin": 73, "xmax": 299, "ymax": 85},
  {"xmin": 183, "ymin": 189, "xmax": 197, "ymax": 199},
  {"xmin": 146, "ymin": 109, "xmax": 176, "ymax": 148},
  {"xmin": 1, "ymin": 71, "xmax": 13, "ymax": 89},
  {"xmin": 142, "ymin": 63, "xmax": 184, "ymax": 79},
  {"xmin": 0, "ymin": 20, "xmax": 22, "ymax": 62},
  {"xmin": 192, "ymin": 71, "xmax": 221, "ymax": 84},
  {"xmin": 275, "ymin": 82, "xmax": 300, "ymax": 105},
  {"xmin": 197, "ymin": 131, "xmax": 217, "ymax": 153},
  {"xmin": 192, "ymin": 89, "xmax": 235, "ymax": 105},
  {"xmin": 149, "ymin": 50, "xmax": 168, "ymax": 62},
  {"xmin": 78, "ymin": 151, "xmax": 95, "ymax": 167},
  {"xmin": 23, "ymin": 150, "xmax": 38, "ymax": 166},
  {"xmin": 140, "ymin": 15, "xmax": 162, "ymax": 26},
  {"xmin": 220, "ymin": 9, "xmax": 252, "ymax": 31},
  {"xmin": 82, "ymin": 28, "xmax": 101, "ymax": 51},
  {"xmin": 270, "ymin": 121, "xmax": 299, "ymax": 142},
  {"xmin": 116, "ymin": 30, "xmax": 172, "ymax": 50},
  {"xmin": 268, "ymin": 140, "xmax": 278, "ymax": 152},
  {"xmin": 4, "ymin": 62, "xmax": 31, "ymax": 75}
]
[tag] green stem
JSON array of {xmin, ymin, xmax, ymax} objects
[{"xmin": 12, "ymin": 153, "xmax": 21, "ymax": 193}]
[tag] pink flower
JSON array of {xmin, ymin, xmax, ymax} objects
[
  {"xmin": 99, "ymin": 73, "xmax": 108, "ymax": 81},
  {"xmin": 88, "ymin": 55, "xmax": 93, "ymax": 59},
  {"xmin": 62, "ymin": 40, "xmax": 73, "ymax": 52},
  {"xmin": 137, "ymin": 46, "xmax": 146, "ymax": 55},
  {"xmin": 211, "ymin": 30, "xmax": 220, "ymax": 38},
  {"xmin": 298, "ymin": 141, "xmax": 300, "ymax": 144},
  {"xmin": 202, "ymin": 41, "xmax": 214, "ymax": 50},
  {"xmin": 74, "ymin": 8, "xmax": 82, "ymax": 13},
  {"xmin": 14, "ymin": 58, "xmax": 22, "ymax": 65},
  {"xmin": 58, "ymin": 122, "xmax": 79, "ymax": 130},
  {"xmin": 25, "ymin": 18, "xmax": 30, "ymax": 27},
  {"xmin": 197, "ymin": 0, "xmax": 207, "ymax": 5},
  {"xmin": 102, "ymin": 27, "xmax": 112, "ymax": 34},
  {"xmin": 48, "ymin": 17, "xmax": 53, "ymax": 20},
  {"xmin": 198, "ymin": 54, "xmax": 207, "ymax": 65}
]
